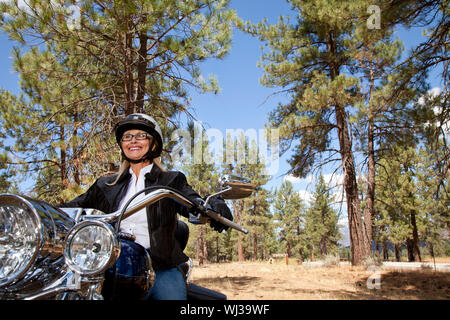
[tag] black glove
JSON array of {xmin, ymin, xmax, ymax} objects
[
  {"xmin": 187, "ymin": 198, "xmax": 207, "ymax": 225},
  {"xmin": 206, "ymin": 196, "xmax": 233, "ymax": 233}
]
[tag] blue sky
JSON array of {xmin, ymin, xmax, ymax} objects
[
  {"xmin": 179, "ymin": 0, "xmax": 444, "ymax": 195},
  {"xmin": 0, "ymin": 0, "xmax": 444, "ymax": 226}
]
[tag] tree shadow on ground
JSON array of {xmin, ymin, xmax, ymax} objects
[
  {"xmin": 194, "ymin": 275, "xmax": 259, "ymax": 287},
  {"xmin": 192, "ymin": 270, "xmax": 449, "ymax": 300},
  {"xmin": 361, "ymin": 270, "xmax": 450, "ymax": 300}
]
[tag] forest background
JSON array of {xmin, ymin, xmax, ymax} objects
[{"xmin": 0, "ymin": 0, "xmax": 448, "ymax": 266}]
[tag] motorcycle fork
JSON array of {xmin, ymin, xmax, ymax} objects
[{"xmin": 80, "ymin": 275, "xmax": 105, "ymax": 300}]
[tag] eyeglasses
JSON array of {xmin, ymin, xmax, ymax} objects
[{"xmin": 121, "ymin": 132, "xmax": 152, "ymax": 142}]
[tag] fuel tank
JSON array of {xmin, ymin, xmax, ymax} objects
[{"xmin": 101, "ymin": 236, "xmax": 152, "ymax": 300}]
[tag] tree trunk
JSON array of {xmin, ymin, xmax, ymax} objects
[
  {"xmin": 409, "ymin": 212, "xmax": 421, "ymax": 262},
  {"xmin": 253, "ymin": 233, "xmax": 258, "ymax": 260},
  {"xmin": 364, "ymin": 115, "xmax": 375, "ymax": 247},
  {"xmin": 335, "ymin": 103, "xmax": 370, "ymax": 265},
  {"xmin": 383, "ymin": 239, "xmax": 389, "ymax": 260},
  {"xmin": 216, "ymin": 236, "xmax": 219, "ymax": 263},
  {"xmin": 309, "ymin": 245, "xmax": 314, "ymax": 261},
  {"xmin": 203, "ymin": 225, "xmax": 209, "ymax": 263},
  {"xmin": 196, "ymin": 236, "xmax": 203, "ymax": 265},
  {"xmin": 123, "ymin": 30, "xmax": 135, "ymax": 114},
  {"xmin": 406, "ymin": 239, "xmax": 414, "ymax": 261},
  {"xmin": 60, "ymin": 126, "xmax": 67, "ymax": 188},
  {"xmin": 328, "ymin": 30, "xmax": 370, "ymax": 265},
  {"xmin": 238, "ymin": 236, "xmax": 244, "ymax": 262},
  {"xmin": 72, "ymin": 110, "xmax": 81, "ymax": 185},
  {"xmin": 135, "ymin": 31, "xmax": 147, "ymax": 112},
  {"xmin": 363, "ymin": 65, "xmax": 376, "ymax": 247},
  {"xmin": 234, "ymin": 201, "xmax": 245, "ymax": 262},
  {"xmin": 320, "ymin": 236, "xmax": 328, "ymax": 256},
  {"xmin": 197, "ymin": 225, "xmax": 208, "ymax": 265},
  {"xmin": 394, "ymin": 243, "xmax": 400, "ymax": 262},
  {"xmin": 428, "ymin": 242, "xmax": 434, "ymax": 258}
]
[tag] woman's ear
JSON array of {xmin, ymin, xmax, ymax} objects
[{"xmin": 151, "ymin": 140, "xmax": 158, "ymax": 151}]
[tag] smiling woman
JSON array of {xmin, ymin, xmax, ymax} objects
[
  {"xmin": 121, "ymin": 129, "xmax": 153, "ymax": 164},
  {"xmin": 57, "ymin": 112, "xmax": 235, "ymax": 300}
]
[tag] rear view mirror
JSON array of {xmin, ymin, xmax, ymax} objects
[{"xmin": 217, "ymin": 175, "xmax": 255, "ymax": 199}]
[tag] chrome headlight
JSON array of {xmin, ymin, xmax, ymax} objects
[
  {"xmin": 64, "ymin": 221, "xmax": 120, "ymax": 276},
  {"xmin": 0, "ymin": 196, "xmax": 41, "ymax": 287}
]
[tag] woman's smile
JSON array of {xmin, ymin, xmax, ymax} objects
[{"xmin": 121, "ymin": 130, "xmax": 150, "ymax": 160}]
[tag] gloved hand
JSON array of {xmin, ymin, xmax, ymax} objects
[{"xmin": 206, "ymin": 196, "xmax": 233, "ymax": 233}]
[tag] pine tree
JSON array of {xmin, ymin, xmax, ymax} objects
[
  {"xmin": 351, "ymin": 15, "xmax": 425, "ymax": 247},
  {"xmin": 181, "ymin": 121, "xmax": 220, "ymax": 264},
  {"xmin": 243, "ymin": 0, "xmax": 376, "ymax": 264},
  {"xmin": 415, "ymin": 143, "xmax": 449, "ymax": 258},
  {"xmin": 242, "ymin": 0, "xmax": 439, "ymax": 265},
  {"xmin": 380, "ymin": 0, "xmax": 449, "ymax": 180},
  {"xmin": 273, "ymin": 180, "xmax": 305, "ymax": 258},
  {"xmin": 0, "ymin": 0, "xmax": 236, "ymax": 201},
  {"xmin": 220, "ymin": 132, "xmax": 247, "ymax": 261},
  {"xmin": 241, "ymin": 139, "xmax": 272, "ymax": 261},
  {"xmin": 304, "ymin": 174, "xmax": 341, "ymax": 259},
  {"xmin": 375, "ymin": 145, "xmax": 427, "ymax": 262},
  {"xmin": 219, "ymin": 131, "xmax": 272, "ymax": 261}
]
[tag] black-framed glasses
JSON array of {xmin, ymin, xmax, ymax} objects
[{"xmin": 121, "ymin": 132, "xmax": 152, "ymax": 142}]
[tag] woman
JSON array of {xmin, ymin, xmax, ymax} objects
[{"xmin": 62, "ymin": 113, "xmax": 233, "ymax": 300}]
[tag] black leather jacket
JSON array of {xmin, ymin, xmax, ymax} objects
[{"xmin": 61, "ymin": 164, "xmax": 203, "ymax": 271}]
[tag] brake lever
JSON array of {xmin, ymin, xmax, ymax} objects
[
  {"xmin": 191, "ymin": 208, "xmax": 249, "ymax": 234},
  {"xmin": 187, "ymin": 202, "xmax": 248, "ymax": 234},
  {"xmin": 188, "ymin": 212, "xmax": 208, "ymax": 225}
]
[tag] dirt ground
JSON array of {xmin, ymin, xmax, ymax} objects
[{"xmin": 188, "ymin": 259, "xmax": 450, "ymax": 300}]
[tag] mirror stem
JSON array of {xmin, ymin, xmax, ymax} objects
[{"xmin": 203, "ymin": 187, "xmax": 232, "ymax": 207}]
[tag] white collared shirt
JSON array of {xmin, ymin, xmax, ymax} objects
[{"xmin": 118, "ymin": 164, "xmax": 153, "ymax": 249}]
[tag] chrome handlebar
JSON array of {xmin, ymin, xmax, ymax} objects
[{"xmin": 81, "ymin": 188, "xmax": 248, "ymax": 234}]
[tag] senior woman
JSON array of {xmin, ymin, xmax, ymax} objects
[{"xmin": 62, "ymin": 113, "xmax": 233, "ymax": 300}]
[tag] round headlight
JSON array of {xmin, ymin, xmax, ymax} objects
[
  {"xmin": 64, "ymin": 221, "xmax": 120, "ymax": 276},
  {"xmin": 0, "ymin": 196, "xmax": 41, "ymax": 287}
]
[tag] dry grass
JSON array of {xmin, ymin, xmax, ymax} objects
[{"xmin": 188, "ymin": 260, "xmax": 450, "ymax": 300}]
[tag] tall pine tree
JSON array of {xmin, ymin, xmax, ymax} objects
[
  {"xmin": 244, "ymin": 0, "xmax": 375, "ymax": 264},
  {"xmin": 0, "ymin": 0, "xmax": 236, "ymax": 201},
  {"xmin": 304, "ymin": 174, "xmax": 341, "ymax": 259},
  {"xmin": 273, "ymin": 180, "xmax": 305, "ymax": 258}
]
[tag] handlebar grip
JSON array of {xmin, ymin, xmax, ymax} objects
[{"xmin": 204, "ymin": 209, "xmax": 249, "ymax": 234}]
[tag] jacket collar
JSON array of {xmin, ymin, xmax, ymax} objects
[
  {"xmin": 116, "ymin": 168, "xmax": 131, "ymax": 184},
  {"xmin": 145, "ymin": 162, "xmax": 162, "ymax": 184},
  {"xmin": 107, "ymin": 162, "xmax": 163, "ymax": 211}
]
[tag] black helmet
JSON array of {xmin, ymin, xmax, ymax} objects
[{"xmin": 114, "ymin": 113, "xmax": 163, "ymax": 162}]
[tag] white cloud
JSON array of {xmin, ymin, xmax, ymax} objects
[
  {"xmin": 297, "ymin": 190, "xmax": 312, "ymax": 204},
  {"xmin": 288, "ymin": 173, "xmax": 346, "ymax": 206},
  {"xmin": 284, "ymin": 174, "xmax": 302, "ymax": 183},
  {"xmin": 417, "ymin": 87, "xmax": 441, "ymax": 105},
  {"xmin": 284, "ymin": 174, "xmax": 315, "ymax": 184},
  {"xmin": 298, "ymin": 173, "xmax": 345, "ymax": 188},
  {"xmin": 322, "ymin": 173, "xmax": 344, "ymax": 188},
  {"xmin": 418, "ymin": 87, "xmax": 449, "ymax": 138}
]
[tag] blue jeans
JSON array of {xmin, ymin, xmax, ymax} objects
[{"xmin": 145, "ymin": 267, "xmax": 187, "ymax": 300}]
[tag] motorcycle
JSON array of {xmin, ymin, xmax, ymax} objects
[{"xmin": 0, "ymin": 175, "xmax": 254, "ymax": 300}]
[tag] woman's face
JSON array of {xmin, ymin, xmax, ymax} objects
[{"xmin": 120, "ymin": 129, "xmax": 153, "ymax": 161}]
